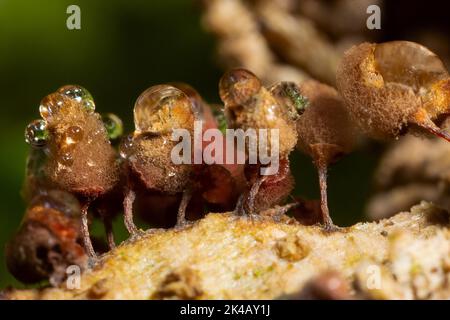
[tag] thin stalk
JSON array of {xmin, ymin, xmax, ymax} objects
[
  {"xmin": 176, "ymin": 189, "xmax": 192, "ymax": 227},
  {"xmin": 247, "ymin": 175, "xmax": 268, "ymax": 214},
  {"xmin": 419, "ymin": 119, "xmax": 450, "ymax": 143},
  {"xmin": 80, "ymin": 199, "xmax": 96, "ymax": 258},
  {"xmin": 317, "ymin": 164, "xmax": 335, "ymax": 229},
  {"xmin": 123, "ymin": 186, "xmax": 138, "ymax": 235}
]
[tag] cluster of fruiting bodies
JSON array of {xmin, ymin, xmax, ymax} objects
[{"xmin": 7, "ymin": 41, "xmax": 450, "ymax": 285}]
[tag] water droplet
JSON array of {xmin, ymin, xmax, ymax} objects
[
  {"xmin": 102, "ymin": 113, "xmax": 123, "ymax": 141},
  {"xmin": 25, "ymin": 119, "xmax": 49, "ymax": 147},
  {"xmin": 133, "ymin": 85, "xmax": 194, "ymax": 134},
  {"xmin": 57, "ymin": 85, "xmax": 96, "ymax": 113},
  {"xmin": 63, "ymin": 126, "xmax": 84, "ymax": 146},
  {"xmin": 39, "ymin": 86, "xmax": 95, "ymax": 120},
  {"xmin": 270, "ymin": 82, "xmax": 308, "ymax": 120},
  {"xmin": 39, "ymin": 93, "xmax": 68, "ymax": 120},
  {"xmin": 57, "ymin": 161, "xmax": 70, "ymax": 172},
  {"xmin": 119, "ymin": 134, "xmax": 134, "ymax": 159},
  {"xmin": 171, "ymin": 82, "xmax": 204, "ymax": 119},
  {"xmin": 219, "ymin": 69, "xmax": 261, "ymax": 106},
  {"xmin": 59, "ymin": 152, "xmax": 74, "ymax": 166}
]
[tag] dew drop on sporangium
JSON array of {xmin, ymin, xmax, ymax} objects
[
  {"xmin": 25, "ymin": 119, "xmax": 49, "ymax": 147},
  {"xmin": 39, "ymin": 85, "xmax": 95, "ymax": 121},
  {"xmin": 168, "ymin": 171, "xmax": 176, "ymax": 177},
  {"xmin": 270, "ymin": 81, "xmax": 308, "ymax": 120},
  {"xmin": 119, "ymin": 134, "xmax": 134, "ymax": 159},
  {"xmin": 170, "ymin": 82, "xmax": 204, "ymax": 120},
  {"xmin": 57, "ymin": 85, "xmax": 96, "ymax": 113},
  {"xmin": 133, "ymin": 85, "xmax": 194, "ymax": 134},
  {"xmin": 219, "ymin": 68, "xmax": 261, "ymax": 106},
  {"xmin": 39, "ymin": 93, "xmax": 67, "ymax": 120},
  {"xmin": 63, "ymin": 126, "xmax": 84, "ymax": 146},
  {"xmin": 58, "ymin": 151, "xmax": 74, "ymax": 166}
]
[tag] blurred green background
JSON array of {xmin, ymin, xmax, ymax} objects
[{"xmin": 0, "ymin": 0, "xmax": 447, "ymax": 288}]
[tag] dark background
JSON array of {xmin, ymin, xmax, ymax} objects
[{"xmin": 0, "ymin": 0, "xmax": 448, "ymax": 288}]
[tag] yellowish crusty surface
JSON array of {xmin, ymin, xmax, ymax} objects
[{"xmin": 4, "ymin": 202, "xmax": 450, "ymax": 300}]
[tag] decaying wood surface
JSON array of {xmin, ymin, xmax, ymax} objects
[{"xmin": 3, "ymin": 202, "xmax": 450, "ymax": 300}]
